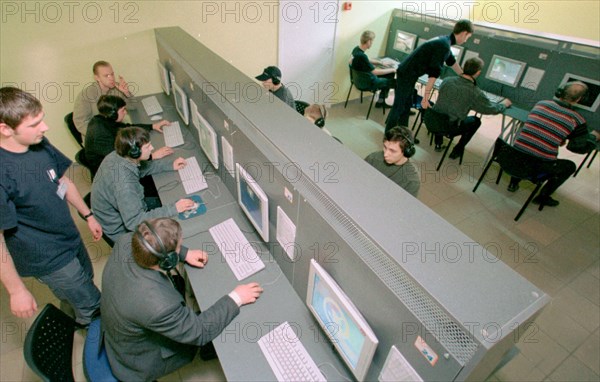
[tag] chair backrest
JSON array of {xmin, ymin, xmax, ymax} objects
[
  {"xmin": 350, "ymin": 68, "xmax": 375, "ymax": 92},
  {"xmin": 294, "ymin": 100, "xmax": 310, "ymax": 115},
  {"xmin": 83, "ymin": 318, "xmax": 118, "ymax": 382},
  {"xmin": 423, "ymin": 108, "xmax": 451, "ymax": 133},
  {"xmin": 65, "ymin": 112, "xmax": 83, "ymax": 148},
  {"xmin": 23, "ymin": 304, "xmax": 76, "ymax": 382},
  {"xmin": 492, "ymin": 138, "xmax": 549, "ymax": 182}
]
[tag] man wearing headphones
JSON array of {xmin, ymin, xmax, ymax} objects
[
  {"xmin": 426, "ymin": 57, "xmax": 512, "ymax": 156},
  {"xmin": 101, "ymin": 218, "xmax": 263, "ymax": 381},
  {"xmin": 91, "ymin": 127, "xmax": 197, "ymax": 243},
  {"xmin": 365, "ymin": 126, "xmax": 420, "ymax": 197},
  {"xmin": 508, "ymin": 81, "xmax": 595, "ymax": 206},
  {"xmin": 304, "ymin": 104, "xmax": 331, "ymax": 134},
  {"xmin": 85, "ymin": 95, "xmax": 172, "ymax": 177},
  {"xmin": 255, "ymin": 66, "xmax": 295, "ymax": 109}
]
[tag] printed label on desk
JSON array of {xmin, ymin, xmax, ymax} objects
[{"xmin": 414, "ymin": 336, "xmax": 438, "ymax": 366}]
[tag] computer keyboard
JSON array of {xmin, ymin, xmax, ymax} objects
[
  {"xmin": 178, "ymin": 156, "xmax": 207, "ymax": 194},
  {"xmin": 141, "ymin": 95, "xmax": 163, "ymax": 116},
  {"xmin": 163, "ymin": 122, "xmax": 184, "ymax": 147},
  {"xmin": 209, "ymin": 218, "xmax": 265, "ymax": 280},
  {"xmin": 258, "ymin": 321, "xmax": 326, "ymax": 382},
  {"xmin": 483, "ymin": 91, "xmax": 505, "ymax": 103}
]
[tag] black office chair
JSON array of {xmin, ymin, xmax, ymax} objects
[
  {"xmin": 348, "ymin": 68, "xmax": 387, "ymax": 120},
  {"xmin": 573, "ymin": 144, "xmax": 599, "ymax": 177},
  {"xmin": 344, "ymin": 64, "xmax": 365, "ymax": 108},
  {"xmin": 423, "ymin": 108, "xmax": 464, "ymax": 171},
  {"xmin": 65, "ymin": 112, "xmax": 83, "ymax": 149},
  {"xmin": 294, "ymin": 100, "xmax": 310, "ymax": 115},
  {"xmin": 24, "ymin": 304, "xmax": 76, "ymax": 382},
  {"xmin": 473, "ymin": 138, "xmax": 550, "ymax": 221}
]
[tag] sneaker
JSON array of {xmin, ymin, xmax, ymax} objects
[
  {"xmin": 449, "ymin": 148, "xmax": 463, "ymax": 160},
  {"xmin": 507, "ymin": 183, "xmax": 519, "ymax": 192},
  {"xmin": 532, "ymin": 195, "xmax": 559, "ymax": 207},
  {"xmin": 434, "ymin": 144, "xmax": 444, "ymax": 152},
  {"xmin": 414, "ymin": 138, "xmax": 420, "ymax": 144}
]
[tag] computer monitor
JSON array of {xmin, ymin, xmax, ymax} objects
[
  {"xmin": 190, "ymin": 99, "xmax": 219, "ymax": 169},
  {"xmin": 236, "ymin": 163, "xmax": 269, "ymax": 242},
  {"xmin": 306, "ymin": 259, "xmax": 379, "ymax": 381},
  {"xmin": 484, "ymin": 55, "xmax": 527, "ymax": 87},
  {"xmin": 557, "ymin": 73, "xmax": 600, "ymax": 112},
  {"xmin": 450, "ymin": 45, "xmax": 464, "ymax": 66},
  {"xmin": 157, "ymin": 60, "xmax": 170, "ymax": 96},
  {"xmin": 172, "ymin": 80, "xmax": 190, "ymax": 125},
  {"xmin": 393, "ymin": 30, "xmax": 417, "ymax": 54}
]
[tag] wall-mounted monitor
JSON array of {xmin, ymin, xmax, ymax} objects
[
  {"xmin": 558, "ymin": 73, "xmax": 600, "ymax": 112},
  {"xmin": 450, "ymin": 45, "xmax": 465, "ymax": 65},
  {"xmin": 190, "ymin": 99, "xmax": 219, "ymax": 169},
  {"xmin": 393, "ymin": 30, "xmax": 417, "ymax": 54},
  {"xmin": 172, "ymin": 80, "xmax": 190, "ymax": 125},
  {"xmin": 485, "ymin": 55, "xmax": 527, "ymax": 87},
  {"xmin": 236, "ymin": 163, "xmax": 269, "ymax": 242},
  {"xmin": 306, "ymin": 259, "xmax": 379, "ymax": 381},
  {"xmin": 157, "ymin": 60, "xmax": 170, "ymax": 96}
]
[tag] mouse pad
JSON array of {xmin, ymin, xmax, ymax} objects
[{"xmin": 179, "ymin": 194, "xmax": 207, "ymax": 220}]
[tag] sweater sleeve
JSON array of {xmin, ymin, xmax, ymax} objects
[{"xmin": 470, "ymin": 88, "xmax": 506, "ymax": 116}]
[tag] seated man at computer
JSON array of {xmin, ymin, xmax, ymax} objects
[
  {"xmin": 85, "ymin": 95, "xmax": 172, "ymax": 178},
  {"xmin": 351, "ymin": 31, "xmax": 397, "ymax": 108},
  {"xmin": 73, "ymin": 60, "xmax": 132, "ymax": 139},
  {"xmin": 427, "ymin": 57, "xmax": 512, "ymax": 157},
  {"xmin": 507, "ymin": 81, "xmax": 595, "ymax": 206},
  {"xmin": 101, "ymin": 218, "xmax": 263, "ymax": 381},
  {"xmin": 365, "ymin": 126, "xmax": 420, "ymax": 197},
  {"xmin": 91, "ymin": 127, "xmax": 197, "ymax": 243},
  {"xmin": 255, "ymin": 66, "xmax": 295, "ymax": 109}
]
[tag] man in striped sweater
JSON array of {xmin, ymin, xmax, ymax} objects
[{"xmin": 510, "ymin": 81, "xmax": 594, "ymax": 206}]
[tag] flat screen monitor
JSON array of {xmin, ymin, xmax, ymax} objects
[
  {"xmin": 236, "ymin": 163, "xmax": 269, "ymax": 242},
  {"xmin": 306, "ymin": 259, "xmax": 379, "ymax": 381},
  {"xmin": 190, "ymin": 99, "xmax": 219, "ymax": 169},
  {"xmin": 172, "ymin": 80, "xmax": 190, "ymax": 125},
  {"xmin": 558, "ymin": 73, "xmax": 600, "ymax": 112},
  {"xmin": 485, "ymin": 55, "xmax": 527, "ymax": 87},
  {"xmin": 157, "ymin": 60, "xmax": 170, "ymax": 96},
  {"xmin": 393, "ymin": 30, "xmax": 417, "ymax": 54},
  {"xmin": 450, "ymin": 45, "xmax": 464, "ymax": 66}
]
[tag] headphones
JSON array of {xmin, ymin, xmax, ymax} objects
[
  {"xmin": 555, "ymin": 84, "xmax": 567, "ymax": 99},
  {"xmin": 315, "ymin": 105, "xmax": 327, "ymax": 128},
  {"xmin": 127, "ymin": 139, "xmax": 141, "ymax": 159},
  {"xmin": 397, "ymin": 129, "xmax": 416, "ymax": 158},
  {"xmin": 271, "ymin": 73, "xmax": 281, "ymax": 85},
  {"xmin": 136, "ymin": 221, "xmax": 179, "ymax": 272},
  {"xmin": 97, "ymin": 96, "xmax": 123, "ymax": 122}
]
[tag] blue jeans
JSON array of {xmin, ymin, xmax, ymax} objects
[{"xmin": 38, "ymin": 243, "xmax": 101, "ymax": 325}]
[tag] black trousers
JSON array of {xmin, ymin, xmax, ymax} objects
[
  {"xmin": 434, "ymin": 116, "xmax": 482, "ymax": 148},
  {"xmin": 510, "ymin": 158, "xmax": 576, "ymax": 197}
]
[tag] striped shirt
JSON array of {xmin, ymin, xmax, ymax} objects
[{"xmin": 514, "ymin": 100, "xmax": 586, "ymax": 160}]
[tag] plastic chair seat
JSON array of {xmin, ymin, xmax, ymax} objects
[{"xmin": 345, "ymin": 65, "xmax": 387, "ymax": 120}]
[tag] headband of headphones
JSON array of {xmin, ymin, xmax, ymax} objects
[{"xmin": 136, "ymin": 221, "xmax": 179, "ymax": 271}]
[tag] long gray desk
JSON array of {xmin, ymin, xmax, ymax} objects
[{"xmin": 128, "ymin": 93, "xmax": 353, "ymax": 381}]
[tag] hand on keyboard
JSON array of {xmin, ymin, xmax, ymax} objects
[
  {"xmin": 175, "ymin": 198, "xmax": 196, "ymax": 213},
  {"xmin": 233, "ymin": 282, "xmax": 263, "ymax": 305},
  {"xmin": 184, "ymin": 249, "xmax": 208, "ymax": 268},
  {"xmin": 152, "ymin": 146, "xmax": 173, "ymax": 159},
  {"xmin": 152, "ymin": 120, "xmax": 171, "ymax": 133},
  {"xmin": 173, "ymin": 157, "xmax": 187, "ymax": 171}
]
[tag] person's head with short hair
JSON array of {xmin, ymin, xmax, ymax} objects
[
  {"xmin": 304, "ymin": 104, "xmax": 327, "ymax": 128},
  {"xmin": 0, "ymin": 87, "xmax": 48, "ymax": 152},
  {"xmin": 383, "ymin": 126, "xmax": 414, "ymax": 165},
  {"xmin": 132, "ymin": 218, "xmax": 182, "ymax": 269},
  {"xmin": 255, "ymin": 66, "xmax": 282, "ymax": 91},
  {"xmin": 462, "ymin": 57, "xmax": 484, "ymax": 78},
  {"xmin": 115, "ymin": 126, "xmax": 152, "ymax": 160},
  {"xmin": 0, "ymin": 87, "xmax": 43, "ymax": 130},
  {"xmin": 360, "ymin": 30, "xmax": 376, "ymax": 47},
  {"xmin": 453, "ymin": 19, "xmax": 474, "ymax": 45},
  {"xmin": 97, "ymin": 95, "xmax": 127, "ymax": 122},
  {"xmin": 93, "ymin": 60, "xmax": 116, "ymax": 91},
  {"xmin": 560, "ymin": 81, "xmax": 588, "ymax": 104}
]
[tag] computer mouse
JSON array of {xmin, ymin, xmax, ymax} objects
[{"xmin": 150, "ymin": 115, "xmax": 162, "ymax": 121}]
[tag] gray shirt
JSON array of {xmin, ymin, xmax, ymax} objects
[
  {"xmin": 91, "ymin": 151, "xmax": 178, "ymax": 242},
  {"xmin": 73, "ymin": 82, "xmax": 129, "ymax": 137},
  {"xmin": 272, "ymin": 84, "xmax": 295, "ymax": 109},
  {"xmin": 365, "ymin": 151, "xmax": 420, "ymax": 197}
]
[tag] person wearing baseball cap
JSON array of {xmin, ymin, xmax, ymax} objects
[{"xmin": 255, "ymin": 66, "xmax": 295, "ymax": 109}]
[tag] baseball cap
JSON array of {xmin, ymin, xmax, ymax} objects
[{"xmin": 255, "ymin": 66, "xmax": 282, "ymax": 81}]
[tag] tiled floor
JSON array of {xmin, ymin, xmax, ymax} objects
[{"xmin": 1, "ymin": 96, "xmax": 598, "ymax": 381}]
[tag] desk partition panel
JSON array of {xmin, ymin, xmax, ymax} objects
[{"xmin": 154, "ymin": 27, "xmax": 549, "ymax": 381}]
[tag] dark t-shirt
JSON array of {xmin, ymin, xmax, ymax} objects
[
  {"xmin": 397, "ymin": 34, "xmax": 456, "ymax": 81},
  {"xmin": 351, "ymin": 46, "xmax": 375, "ymax": 72},
  {"xmin": 0, "ymin": 138, "xmax": 81, "ymax": 277}
]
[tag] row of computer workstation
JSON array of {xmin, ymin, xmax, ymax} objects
[
  {"xmin": 128, "ymin": 25, "xmax": 550, "ymax": 381},
  {"xmin": 385, "ymin": 11, "xmax": 599, "ymax": 144}
]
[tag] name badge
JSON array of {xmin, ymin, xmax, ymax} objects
[{"xmin": 56, "ymin": 179, "xmax": 68, "ymax": 199}]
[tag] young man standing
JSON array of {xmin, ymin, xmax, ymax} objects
[
  {"xmin": 0, "ymin": 87, "xmax": 102, "ymax": 326},
  {"xmin": 365, "ymin": 126, "xmax": 420, "ymax": 197}
]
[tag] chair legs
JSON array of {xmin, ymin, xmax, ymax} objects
[
  {"xmin": 573, "ymin": 149, "xmax": 598, "ymax": 177},
  {"xmin": 473, "ymin": 155, "xmax": 497, "ymax": 192},
  {"xmin": 365, "ymin": 92, "xmax": 377, "ymax": 120},
  {"xmin": 344, "ymin": 84, "xmax": 353, "ymax": 108},
  {"xmin": 515, "ymin": 183, "xmax": 543, "ymax": 221}
]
